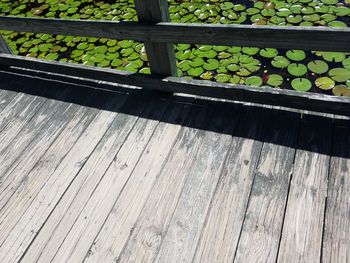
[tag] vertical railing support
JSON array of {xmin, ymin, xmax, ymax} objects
[
  {"xmin": 0, "ymin": 34, "xmax": 13, "ymax": 54},
  {"xmin": 134, "ymin": 0, "xmax": 177, "ymax": 77}
]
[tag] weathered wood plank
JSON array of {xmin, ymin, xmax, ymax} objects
[
  {"xmin": 0, "ymin": 87, "xmax": 70, "ymax": 184},
  {"xmin": 0, "ymin": 17, "xmax": 350, "ymax": 52},
  {"xmin": 50, "ymin": 97, "xmax": 190, "ymax": 263},
  {"xmin": 0, "ymin": 35, "xmax": 12, "ymax": 54},
  {"xmin": 87, "ymin": 102, "xmax": 208, "ymax": 263},
  {"xmin": 0, "ymin": 90, "xmax": 130, "ymax": 263},
  {"xmin": 0, "ymin": 88, "xmax": 97, "ymax": 216},
  {"xmin": 277, "ymin": 115, "xmax": 333, "ymax": 262},
  {"xmin": 234, "ymin": 110, "xmax": 301, "ymax": 263},
  {"xmin": 153, "ymin": 103, "xmax": 241, "ymax": 263},
  {"xmin": 322, "ymin": 120, "xmax": 350, "ymax": 263},
  {"xmin": 134, "ymin": 0, "xmax": 177, "ymax": 76},
  {"xmin": 193, "ymin": 107, "xmax": 267, "ymax": 263},
  {"xmin": 1, "ymin": 54, "xmax": 350, "ymax": 116},
  {"xmin": 20, "ymin": 91, "xmax": 165, "ymax": 262}
]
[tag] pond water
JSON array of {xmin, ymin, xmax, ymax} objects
[{"xmin": 0, "ymin": 0, "xmax": 349, "ymax": 96}]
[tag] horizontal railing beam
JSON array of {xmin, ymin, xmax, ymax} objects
[
  {"xmin": 0, "ymin": 16, "xmax": 350, "ymax": 52},
  {"xmin": 0, "ymin": 54, "xmax": 349, "ymax": 115}
]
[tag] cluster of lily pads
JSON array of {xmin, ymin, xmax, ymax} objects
[{"xmin": 0, "ymin": 0, "xmax": 349, "ymax": 96}]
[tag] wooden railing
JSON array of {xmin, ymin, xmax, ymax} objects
[{"xmin": 0, "ymin": 0, "xmax": 350, "ymax": 115}]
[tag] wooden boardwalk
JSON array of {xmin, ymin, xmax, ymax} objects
[{"xmin": 0, "ymin": 69, "xmax": 349, "ymax": 263}]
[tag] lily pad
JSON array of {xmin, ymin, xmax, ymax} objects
[
  {"xmin": 328, "ymin": 68, "xmax": 350, "ymax": 82},
  {"xmin": 287, "ymin": 63, "xmax": 308, "ymax": 77},
  {"xmin": 203, "ymin": 59, "xmax": 220, "ymax": 71},
  {"xmin": 215, "ymin": 73, "xmax": 230, "ymax": 83},
  {"xmin": 267, "ymin": 74, "xmax": 283, "ymax": 87},
  {"xmin": 245, "ymin": 76, "xmax": 263, "ymax": 87},
  {"xmin": 271, "ymin": 56, "xmax": 290, "ymax": 69},
  {"xmin": 332, "ymin": 85, "xmax": 350, "ymax": 97},
  {"xmin": 315, "ymin": 77, "xmax": 335, "ymax": 90},
  {"xmin": 259, "ymin": 48, "xmax": 278, "ymax": 58},
  {"xmin": 307, "ymin": 60, "xmax": 329, "ymax": 74},
  {"xmin": 286, "ymin": 50, "xmax": 306, "ymax": 61},
  {"xmin": 291, "ymin": 78, "xmax": 312, "ymax": 92}
]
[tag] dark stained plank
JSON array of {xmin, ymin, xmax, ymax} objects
[
  {"xmin": 234, "ymin": 110, "xmax": 301, "ymax": 263},
  {"xmin": 1, "ymin": 54, "xmax": 350, "ymax": 116},
  {"xmin": 87, "ymin": 102, "xmax": 209, "ymax": 263},
  {"xmin": 153, "ymin": 103, "xmax": 241, "ymax": 263},
  {"xmin": 20, "ymin": 91, "xmax": 166, "ymax": 262},
  {"xmin": 0, "ymin": 89, "xmax": 132, "ymax": 263},
  {"xmin": 277, "ymin": 115, "xmax": 333, "ymax": 262},
  {"xmin": 0, "ymin": 17, "xmax": 350, "ymax": 52},
  {"xmin": 134, "ymin": 0, "xmax": 177, "ymax": 76},
  {"xmin": 322, "ymin": 120, "xmax": 350, "ymax": 263},
  {"xmin": 0, "ymin": 35, "xmax": 12, "ymax": 54},
  {"xmin": 49, "ymin": 97, "xmax": 190, "ymax": 262},
  {"xmin": 193, "ymin": 107, "xmax": 267, "ymax": 263}
]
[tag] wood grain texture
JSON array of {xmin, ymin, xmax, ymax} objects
[
  {"xmin": 0, "ymin": 17, "xmax": 350, "ymax": 51},
  {"xmin": 0, "ymin": 35, "xmax": 12, "ymax": 54},
  {"xmin": 0, "ymin": 90, "xmax": 128, "ymax": 263},
  {"xmin": 0, "ymin": 88, "xmax": 70, "ymax": 185},
  {"xmin": 51, "ymin": 97, "xmax": 190, "ymax": 263},
  {"xmin": 134, "ymin": 0, "xmax": 177, "ymax": 76},
  {"xmin": 234, "ymin": 110, "xmax": 301, "ymax": 263},
  {"xmin": 322, "ymin": 120, "xmax": 350, "ymax": 263},
  {"xmin": 193, "ymin": 108, "xmax": 267, "ymax": 263},
  {"xmin": 89, "ymin": 102, "xmax": 208, "ymax": 263},
  {"xmin": 1, "ymin": 54, "xmax": 350, "ymax": 116},
  {"xmin": 0, "ymin": 90, "xmax": 99, "ymax": 235},
  {"xmin": 20, "ymin": 91, "xmax": 154, "ymax": 263},
  {"xmin": 153, "ymin": 103, "xmax": 240, "ymax": 263},
  {"xmin": 0, "ymin": 89, "xmax": 18, "ymax": 114},
  {"xmin": 277, "ymin": 115, "xmax": 332, "ymax": 262}
]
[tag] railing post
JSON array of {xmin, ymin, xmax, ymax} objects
[
  {"xmin": 134, "ymin": 0, "xmax": 177, "ymax": 77},
  {"xmin": 0, "ymin": 35, "xmax": 13, "ymax": 54}
]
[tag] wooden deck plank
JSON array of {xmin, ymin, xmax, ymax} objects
[
  {"xmin": 0, "ymin": 90, "xmax": 21, "ymax": 117},
  {"xmin": 88, "ymin": 102, "xmax": 209, "ymax": 263},
  {"xmin": 192, "ymin": 107, "xmax": 267, "ymax": 263},
  {"xmin": 277, "ymin": 115, "xmax": 333, "ymax": 262},
  {"xmin": 234, "ymin": 110, "xmax": 301, "ymax": 263},
  {"xmin": 0, "ymin": 89, "xmax": 130, "ymax": 263},
  {"xmin": 0, "ymin": 90, "xmax": 109, "ymax": 238},
  {"xmin": 50, "ymin": 97, "xmax": 191, "ymax": 262},
  {"xmin": 153, "ymin": 103, "xmax": 241, "ymax": 263},
  {"xmin": 21, "ymin": 91, "xmax": 165, "ymax": 262},
  {"xmin": 322, "ymin": 120, "xmax": 350, "ymax": 263},
  {"xmin": 0, "ymin": 86, "xmax": 70, "ymax": 182},
  {"xmin": 0, "ymin": 87, "xmax": 96, "ymax": 211}
]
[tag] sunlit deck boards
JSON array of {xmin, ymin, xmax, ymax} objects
[{"xmin": 0, "ymin": 69, "xmax": 349, "ymax": 263}]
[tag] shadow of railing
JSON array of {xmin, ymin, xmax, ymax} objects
[{"xmin": 0, "ymin": 68, "xmax": 349, "ymax": 159}]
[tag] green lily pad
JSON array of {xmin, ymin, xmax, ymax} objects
[
  {"xmin": 286, "ymin": 50, "xmax": 306, "ymax": 61},
  {"xmin": 271, "ymin": 56, "xmax": 290, "ymax": 69},
  {"xmin": 215, "ymin": 73, "xmax": 231, "ymax": 83},
  {"xmin": 315, "ymin": 77, "xmax": 335, "ymax": 90},
  {"xmin": 318, "ymin": 52, "xmax": 346, "ymax": 63},
  {"xmin": 307, "ymin": 60, "xmax": 329, "ymax": 74},
  {"xmin": 245, "ymin": 76, "xmax": 263, "ymax": 87},
  {"xmin": 188, "ymin": 67, "xmax": 204, "ymax": 77},
  {"xmin": 287, "ymin": 63, "xmax": 308, "ymax": 77},
  {"xmin": 291, "ymin": 78, "xmax": 312, "ymax": 92},
  {"xmin": 328, "ymin": 68, "xmax": 350, "ymax": 82},
  {"xmin": 260, "ymin": 48, "xmax": 278, "ymax": 58},
  {"xmin": 203, "ymin": 59, "xmax": 220, "ymax": 71},
  {"xmin": 342, "ymin": 58, "xmax": 350, "ymax": 70},
  {"xmin": 267, "ymin": 74, "xmax": 283, "ymax": 87}
]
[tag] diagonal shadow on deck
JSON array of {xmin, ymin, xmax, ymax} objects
[{"xmin": 0, "ymin": 68, "xmax": 349, "ymax": 159}]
